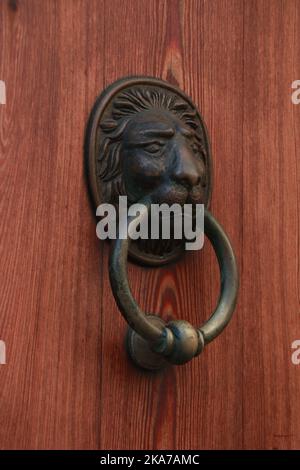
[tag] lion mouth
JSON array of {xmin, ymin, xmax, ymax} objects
[{"xmin": 145, "ymin": 182, "xmax": 206, "ymax": 207}]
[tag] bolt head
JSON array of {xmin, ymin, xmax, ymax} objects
[{"xmin": 164, "ymin": 320, "xmax": 204, "ymax": 365}]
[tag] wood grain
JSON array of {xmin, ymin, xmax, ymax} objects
[{"xmin": 0, "ymin": 0, "xmax": 299, "ymax": 449}]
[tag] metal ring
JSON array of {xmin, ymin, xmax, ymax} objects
[{"xmin": 109, "ymin": 199, "xmax": 238, "ymax": 368}]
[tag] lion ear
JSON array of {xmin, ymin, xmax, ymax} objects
[{"xmin": 100, "ymin": 119, "xmax": 118, "ymax": 131}]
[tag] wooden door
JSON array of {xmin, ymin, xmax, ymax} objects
[{"xmin": 0, "ymin": 0, "xmax": 299, "ymax": 450}]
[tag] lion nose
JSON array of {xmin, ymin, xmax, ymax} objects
[{"xmin": 173, "ymin": 146, "xmax": 201, "ymax": 188}]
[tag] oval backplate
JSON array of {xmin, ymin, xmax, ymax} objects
[{"xmin": 85, "ymin": 76, "xmax": 212, "ymax": 266}]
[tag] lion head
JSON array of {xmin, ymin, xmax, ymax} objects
[{"xmin": 97, "ymin": 86, "xmax": 209, "ymax": 208}]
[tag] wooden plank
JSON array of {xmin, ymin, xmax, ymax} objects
[
  {"xmin": 0, "ymin": 0, "xmax": 299, "ymax": 450},
  {"xmin": 242, "ymin": 0, "xmax": 300, "ymax": 450}
]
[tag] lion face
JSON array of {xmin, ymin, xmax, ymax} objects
[
  {"xmin": 121, "ymin": 109, "xmax": 207, "ymax": 206},
  {"xmin": 97, "ymin": 85, "xmax": 211, "ymax": 209},
  {"xmin": 90, "ymin": 79, "xmax": 212, "ymax": 263}
]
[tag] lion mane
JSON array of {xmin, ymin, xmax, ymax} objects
[{"xmin": 97, "ymin": 87, "xmax": 206, "ymax": 203}]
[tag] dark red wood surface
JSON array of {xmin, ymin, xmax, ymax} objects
[{"xmin": 0, "ymin": 0, "xmax": 299, "ymax": 449}]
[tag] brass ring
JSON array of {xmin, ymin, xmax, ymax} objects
[{"xmin": 109, "ymin": 199, "xmax": 238, "ymax": 370}]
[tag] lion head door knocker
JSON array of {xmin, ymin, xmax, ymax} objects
[{"xmin": 86, "ymin": 77, "xmax": 238, "ymax": 370}]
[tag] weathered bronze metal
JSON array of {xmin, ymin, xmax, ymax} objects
[
  {"xmin": 109, "ymin": 199, "xmax": 238, "ymax": 369},
  {"xmin": 85, "ymin": 76, "xmax": 212, "ymax": 265},
  {"xmin": 86, "ymin": 76, "xmax": 238, "ymax": 370}
]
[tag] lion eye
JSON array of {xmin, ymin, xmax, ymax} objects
[
  {"xmin": 143, "ymin": 143, "xmax": 163, "ymax": 154},
  {"xmin": 191, "ymin": 142, "xmax": 206, "ymax": 162}
]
